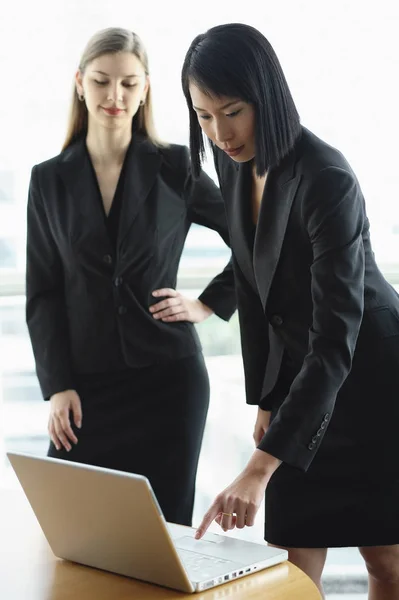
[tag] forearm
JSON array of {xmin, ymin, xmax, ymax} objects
[
  {"xmin": 27, "ymin": 295, "xmax": 74, "ymax": 400},
  {"xmin": 197, "ymin": 257, "xmax": 236, "ymax": 321}
]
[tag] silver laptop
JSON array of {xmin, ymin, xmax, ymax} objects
[{"xmin": 7, "ymin": 452, "xmax": 287, "ymax": 593}]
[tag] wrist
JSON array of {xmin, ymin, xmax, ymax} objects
[
  {"xmin": 196, "ymin": 299, "xmax": 214, "ymax": 318},
  {"xmin": 245, "ymin": 449, "xmax": 281, "ymax": 480}
]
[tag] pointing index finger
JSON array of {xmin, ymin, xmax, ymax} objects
[{"xmin": 195, "ymin": 501, "xmax": 221, "ymax": 540}]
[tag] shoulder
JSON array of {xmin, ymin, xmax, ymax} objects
[
  {"xmin": 295, "ymin": 130, "xmax": 365, "ymax": 229},
  {"xmin": 292, "ymin": 128, "xmax": 363, "ymax": 217},
  {"xmin": 296, "ymin": 127, "xmax": 356, "ymax": 182},
  {"xmin": 32, "ymin": 153, "xmax": 63, "ymax": 178},
  {"xmin": 155, "ymin": 142, "xmax": 193, "ymax": 195},
  {"xmin": 32, "ymin": 138, "xmax": 85, "ymax": 182},
  {"xmin": 29, "ymin": 154, "xmax": 65, "ymax": 201},
  {"xmin": 157, "ymin": 142, "xmax": 188, "ymax": 170}
]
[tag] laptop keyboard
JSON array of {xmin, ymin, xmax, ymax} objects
[{"xmin": 178, "ymin": 548, "xmax": 233, "ymax": 577}]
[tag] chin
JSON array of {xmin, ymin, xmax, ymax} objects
[
  {"xmin": 230, "ymin": 154, "xmax": 253, "ymax": 163},
  {"xmin": 102, "ymin": 119, "xmax": 127, "ymax": 129}
]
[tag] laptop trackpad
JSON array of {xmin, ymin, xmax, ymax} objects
[{"xmin": 175, "ymin": 535, "xmax": 239, "ymax": 559}]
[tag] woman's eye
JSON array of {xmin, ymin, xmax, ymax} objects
[
  {"xmin": 199, "ymin": 115, "xmax": 211, "ymax": 120},
  {"xmin": 94, "ymin": 80, "xmax": 108, "ymax": 86},
  {"xmin": 123, "ymin": 83, "xmax": 137, "ymax": 88},
  {"xmin": 226, "ymin": 109, "xmax": 242, "ymax": 118}
]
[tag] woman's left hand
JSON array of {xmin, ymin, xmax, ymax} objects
[
  {"xmin": 195, "ymin": 450, "xmax": 281, "ymax": 539},
  {"xmin": 150, "ymin": 288, "xmax": 213, "ymax": 323}
]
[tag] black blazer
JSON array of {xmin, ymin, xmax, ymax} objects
[
  {"xmin": 214, "ymin": 127, "xmax": 399, "ymax": 472},
  {"xmin": 26, "ymin": 136, "xmax": 236, "ymax": 400}
]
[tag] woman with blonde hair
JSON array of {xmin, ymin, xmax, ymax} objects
[{"xmin": 26, "ymin": 27, "xmax": 236, "ymax": 526}]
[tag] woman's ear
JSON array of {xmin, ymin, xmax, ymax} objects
[
  {"xmin": 75, "ymin": 70, "xmax": 84, "ymax": 97},
  {"xmin": 143, "ymin": 75, "xmax": 150, "ymax": 99}
]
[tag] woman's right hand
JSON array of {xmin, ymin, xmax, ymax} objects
[
  {"xmin": 48, "ymin": 390, "xmax": 82, "ymax": 452},
  {"xmin": 253, "ymin": 408, "xmax": 271, "ymax": 446}
]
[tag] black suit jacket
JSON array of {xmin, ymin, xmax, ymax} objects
[
  {"xmin": 214, "ymin": 127, "xmax": 399, "ymax": 471},
  {"xmin": 26, "ymin": 136, "xmax": 236, "ymax": 400}
]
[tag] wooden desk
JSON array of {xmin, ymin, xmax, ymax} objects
[{"xmin": 0, "ymin": 489, "xmax": 321, "ymax": 599}]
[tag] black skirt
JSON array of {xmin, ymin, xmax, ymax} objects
[
  {"xmin": 48, "ymin": 353, "xmax": 209, "ymax": 526},
  {"xmin": 266, "ymin": 467, "xmax": 399, "ymax": 548},
  {"xmin": 265, "ymin": 340, "xmax": 399, "ymax": 548}
]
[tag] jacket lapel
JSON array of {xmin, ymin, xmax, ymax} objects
[
  {"xmin": 57, "ymin": 138, "xmax": 107, "ymax": 241},
  {"xmin": 117, "ymin": 136, "xmax": 162, "ymax": 251},
  {"xmin": 57, "ymin": 135, "xmax": 162, "ymax": 252},
  {"xmin": 219, "ymin": 142, "xmax": 301, "ymax": 304},
  {"xmin": 253, "ymin": 149, "xmax": 301, "ymax": 310}
]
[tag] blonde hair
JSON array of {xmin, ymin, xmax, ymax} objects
[{"xmin": 62, "ymin": 27, "xmax": 165, "ymax": 150}]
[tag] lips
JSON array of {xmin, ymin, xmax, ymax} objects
[
  {"xmin": 224, "ymin": 145, "xmax": 244, "ymax": 157},
  {"xmin": 102, "ymin": 107, "xmax": 125, "ymax": 116}
]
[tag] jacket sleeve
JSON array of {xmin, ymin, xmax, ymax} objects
[
  {"xmin": 257, "ymin": 166, "xmax": 365, "ymax": 471},
  {"xmin": 181, "ymin": 146, "xmax": 236, "ymax": 321},
  {"xmin": 26, "ymin": 165, "xmax": 75, "ymax": 400}
]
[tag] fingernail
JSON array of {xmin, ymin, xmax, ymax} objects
[
  {"xmin": 195, "ymin": 531, "xmax": 201, "ymax": 539},
  {"xmin": 77, "ymin": 422, "xmax": 82, "ymax": 429}
]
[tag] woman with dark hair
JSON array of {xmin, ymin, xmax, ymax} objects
[
  {"xmin": 26, "ymin": 27, "xmax": 236, "ymax": 528},
  {"xmin": 182, "ymin": 23, "xmax": 399, "ymax": 599}
]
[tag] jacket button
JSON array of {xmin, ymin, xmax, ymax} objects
[
  {"xmin": 114, "ymin": 277, "xmax": 123, "ymax": 287},
  {"xmin": 271, "ymin": 314, "xmax": 283, "ymax": 327},
  {"xmin": 308, "ymin": 442, "xmax": 315, "ymax": 450},
  {"xmin": 118, "ymin": 306, "xmax": 127, "ymax": 315},
  {"xmin": 103, "ymin": 254, "xmax": 113, "ymax": 265},
  {"xmin": 323, "ymin": 413, "xmax": 330, "ymax": 422},
  {"xmin": 320, "ymin": 421, "xmax": 326, "ymax": 430},
  {"xmin": 317, "ymin": 428, "xmax": 323, "ymax": 436},
  {"xmin": 312, "ymin": 436, "xmax": 318, "ymax": 444}
]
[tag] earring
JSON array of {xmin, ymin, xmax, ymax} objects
[
  {"xmin": 78, "ymin": 93, "xmax": 85, "ymax": 102},
  {"xmin": 139, "ymin": 99, "xmax": 145, "ymax": 106}
]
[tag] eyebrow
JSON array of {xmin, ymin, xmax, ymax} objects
[
  {"xmin": 193, "ymin": 100, "xmax": 241, "ymax": 112},
  {"xmin": 92, "ymin": 70, "xmax": 139, "ymax": 78}
]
